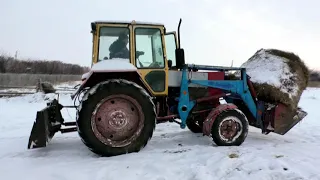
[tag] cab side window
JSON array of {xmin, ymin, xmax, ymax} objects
[{"xmin": 98, "ymin": 27, "xmax": 130, "ymax": 62}]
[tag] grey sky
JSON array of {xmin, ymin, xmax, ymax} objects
[{"xmin": 1, "ymin": 0, "xmax": 320, "ymax": 69}]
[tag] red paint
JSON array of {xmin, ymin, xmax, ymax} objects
[
  {"xmin": 274, "ymin": 103, "xmax": 285, "ymax": 125},
  {"xmin": 207, "ymin": 72, "xmax": 224, "ymax": 106},
  {"xmin": 157, "ymin": 114, "xmax": 178, "ymax": 120},
  {"xmin": 72, "ymin": 71, "xmax": 93, "ymax": 99},
  {"xmin": 202, "ymin": 103, "xmax": 238, "ymax": 136},
  {"xmin": 247, "ymin": 77, "xmax": 257, "ymax": 100},
  {"xmin": 207, "ymin": 72, "xmax": 224, "ymax": 95}
]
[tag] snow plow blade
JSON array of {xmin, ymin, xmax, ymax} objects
[
  {"xmin": 27, "ymin": 99, "xmax": 63, "ymax": 149},
  {"xmin": 266, "ymin": 103, "xmax": 307, "ymax": 135}
]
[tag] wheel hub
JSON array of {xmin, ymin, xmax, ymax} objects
[
  {"xmin": 91, "ymin": 94, "xmax": 144, "ymax": 147},
  {"xmin": 108, "ymin": 110, "xmax": 128, "ymax": 129},
  {"xmin": 219, "ymin": 118, "xmax": 240, "ymax": 141}
]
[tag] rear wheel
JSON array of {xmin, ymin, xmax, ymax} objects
[
  {"xmin": 211, "ymin": 109, "xmax": 249, "ymax": 146},
  {"xmin": 77, "ymin": 79, "xmax": 156, "ymax": 157}
]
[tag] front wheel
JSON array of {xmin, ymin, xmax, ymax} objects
[
  {"xmin": 76, "ymin": 79, "xmax": 156, "ymax": 157},
  {"xmin": 211, "ymin": 109, "xmax": 249, "ymax": 146}
]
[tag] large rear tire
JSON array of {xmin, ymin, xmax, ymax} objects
[{"xmin": 76, "ymin": 79, "xmax": 156, "ymax": 157}]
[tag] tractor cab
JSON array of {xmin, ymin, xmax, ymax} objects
[
  {"xmin": 90, "ymin": 20, "xmax": 184, "ymax": 70},
  {"xmin": 88, "ymin": 20, "xmax": 185, "ymax": 96}
]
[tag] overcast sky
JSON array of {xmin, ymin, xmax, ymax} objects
[{"xmin": 1, "ymin": 0, "xmax": 320, "ymax": 69}]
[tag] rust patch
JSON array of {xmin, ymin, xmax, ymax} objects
[
  {"xmin": 202, "ymin": 103, "xmax": 237, "ymax": 136},
  {"xmin": 219, "ymin": 119, "xmax": 239, "ymax": 140},
  {"xmin": 91, "ymin": 94, "xmax": 144, "ymax": 147}
]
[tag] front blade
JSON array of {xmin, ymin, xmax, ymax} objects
[
  {"xmin": 273, "ymin": 104, "xmax": 307, "ymax": 135},
  {"xmin": 28, "ymin": 110, "xmax": 50, "ymax": 149},
  {"xmin": 27, "ymin": 99, "xmax": 63, "ymax": 149}
]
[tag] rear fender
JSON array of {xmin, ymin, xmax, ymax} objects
[
  {"xmin": 72, "ymin": 60, "xmax": 151, "ymax": 99},
  {"xmin": 202, "ymin": 103, "xmax": 238, "ymax": 136}
]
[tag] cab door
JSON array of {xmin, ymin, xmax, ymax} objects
[
  {"xmin": 164, "ymin": 31, "xmax": 178, "ymax": 69},
  {"xmin": 132, "ymin": 25, "xmax": 168, "ymax": 96}
]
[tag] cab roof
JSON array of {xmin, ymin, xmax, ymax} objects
[{"xmin": 92, "ymin": 20, "xmax": 164, "ymax": 26}]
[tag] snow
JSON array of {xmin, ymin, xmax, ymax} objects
[
  {"xmin": 81, "ymin": 72, "xmax": 91, "ymax": 80},
  {"xmin": 0, "ymin": 81, "xmax": 81, "ymax": 95},
  {"xmin": 0, "ymin": 83, "xmax": 320, "ymax": 179},
  {"xmin": 93, "ymin": 20, "xmax": 164, "ymax": 26},
  {"xmin": 91, "ymin": 59, "xmax": 137, "ymax": 71},
  {"xmin": 240, "ymin": 49, "xmax": 299, "ymax": 98}
]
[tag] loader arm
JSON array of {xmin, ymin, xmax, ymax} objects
[
  {"xmin": 176, "ymin": 63, "xmax": 307, "ymax": 135},
  {"xmin": 177, "ymin": 64, "xmax": 258, "ymax": 129}
]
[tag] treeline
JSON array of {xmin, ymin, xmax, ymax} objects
[
  {"xmin": 0, "ymin": 55, "xmax": 90, "ymax": 74},
  {"xmin": 309, "ymin": 70, "xmax": 320, "ymax": 82}
]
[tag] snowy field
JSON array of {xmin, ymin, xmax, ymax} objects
[{"xmin": 0, "ymin": 84, "xmax": 320, "ymax": 180}]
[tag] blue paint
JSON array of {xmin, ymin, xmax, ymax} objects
[
  {"xmin": 177, "ymin": 67, "xmax": 196, "ymax": 129},
  {"xmin": 187, "ymin": 64, "xmax": 244, "ymax": 71},
  {"xmin": 177, "ymin": 64, "xmax": 258, "ymax": 129}
]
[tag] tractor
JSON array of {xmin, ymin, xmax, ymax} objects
[{"xmin": 27, "ymin": 19, "xmax": 307, "ymax": 157}]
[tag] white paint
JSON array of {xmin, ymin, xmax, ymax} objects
[
  {"xmin": 91, "ymin": 59, "xmax": 137, "ymax": 72},
  {"xmin": 168, "ymin": 70, "xmax": 208, "ymax": 87}
]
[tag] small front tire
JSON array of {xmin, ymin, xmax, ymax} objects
[{"xmin": 211, "ymin": 109, "xmax": 249, "ymax": 146}]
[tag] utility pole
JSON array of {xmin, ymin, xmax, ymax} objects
[{"xmin": 14, "ymin": 50, "xmax": 18, "ymax": 60}]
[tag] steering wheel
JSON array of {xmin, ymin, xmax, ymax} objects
[
  {"xmin": 136, "ymin": 51, "xmax": 145, "ymax": 67},
  {"xmin": 148, "ymin": 61, "xmax": 161, "ymax": 68}
]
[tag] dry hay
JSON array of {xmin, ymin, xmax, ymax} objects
[{"xmin": 240, "ymin": 48, "xmax": 309, "ymax": 110}]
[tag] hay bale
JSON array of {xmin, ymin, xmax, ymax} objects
[
  {"xmin": 39, "ymin": 82, "xmax": 56, "ymax": 94},
  {"xmin": 240, "ymin": 48, "xmax": 309, "ymax": 110}
]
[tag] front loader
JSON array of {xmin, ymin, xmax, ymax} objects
[{"xmin": 27, "ymin": 19, "xmax": 307, "ymax": 157}]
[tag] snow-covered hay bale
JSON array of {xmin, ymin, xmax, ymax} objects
[{"xmin": 241, "ymin": 48, "xmax": 309, "ymax": 110}]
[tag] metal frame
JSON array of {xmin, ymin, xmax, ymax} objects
[{"xmin": 177, "ymin": 64, "xmax": 258, "ymax": 129}]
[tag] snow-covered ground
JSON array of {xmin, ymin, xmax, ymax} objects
[
  {"xmin": 0, "ymin": 85, "xmax": 320, "ymax": 180},
  {"xmin": 0, "ymin": 81, "xmax": 81, "ymax": 95}
]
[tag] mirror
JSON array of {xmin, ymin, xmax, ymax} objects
[
  {"xmin": 175, "ymin": 48, "xmax": 185, "ymax": 69},
  {"xmin": 168, "ymin": 60, "xmax": 172, "ymax": 68}
]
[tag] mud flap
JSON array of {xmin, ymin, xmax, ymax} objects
[
  {"xmin": 27, "ymin": 99, "xmax": 64, "ymax": 149},
  {"xmin": 264, "ymin": 103, "xmax": 307, "ymax": 135}
]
